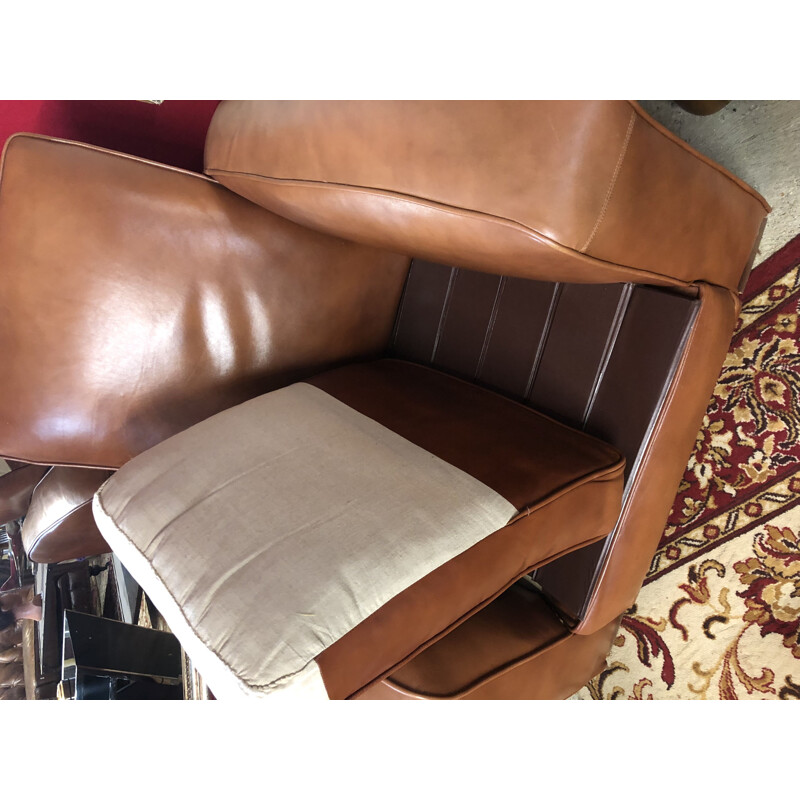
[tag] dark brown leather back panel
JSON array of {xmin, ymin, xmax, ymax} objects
[
  {"xmin": 391, "ymin": 259, "xmax": 699, "ymax": 617},
  {"xmin": 583, "ymin": 285, "xmax": 701, "ymax": 479},
  {"xmin": 528, "ymin": 283, "xmax": 627, "ymax": 425}
]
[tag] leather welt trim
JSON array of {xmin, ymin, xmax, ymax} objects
[
  {"xmin": 580, "ymin": 110, "xmax": 636, "ymax": 253},
  {"xmin": 508, "ymin": 460, "xmax": 625, "ymax": 525},
  {"xmin": 25, "ymin": 497, "xmax": 93, "ymax": 556},
  {"xmin": 204, "ymin": 167, "xmax": 696, "ymax": 289},
  {"xmin": 346, "ymin": 522, "xmax": 618, "ymax": 700},
  {"xmin": 3, "ymin": 133, "xmax": 218, "ymax": 183}
]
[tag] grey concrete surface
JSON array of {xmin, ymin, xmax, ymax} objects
[{"xmin": 638, "ymin": 100, "xmax": 800, "ymax": 264}]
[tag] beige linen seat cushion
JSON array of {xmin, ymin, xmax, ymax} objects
[{"xmin": 93, "ymin": 359, "xmax": 624, "ymax": 699}]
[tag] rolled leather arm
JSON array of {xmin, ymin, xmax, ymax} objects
[
  {"xmin": 21, "ymin": 466, "xmax": 114, "ymax": 563},
  {"xmin": 205, "ymin": 101, "xmax": 769, "ymax": 293}
]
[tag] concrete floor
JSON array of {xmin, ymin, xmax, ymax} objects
[{"xmin": 638, "ymin": 101, "xmax": 800, "ymax": 263}]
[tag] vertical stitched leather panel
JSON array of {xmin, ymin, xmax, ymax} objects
[
  {"xmin": 527, "ymin": 283, "xmax": 628, "ymax": 426},
  {"xmin": 391, "ymin": 263, "xmax": 696, "ymax": 465},
  {"xmin": 537, "ymin": 285, "xmax": 698, "ymax": 618},
  {"xmin": 392, "ymin": 260, "xmax": 454, "ymax": 364},
  {"xmin": 477, "ymin": 277, "xmax": 558, "ymax": 398},
  {"xmin": 583, "ymin": 285, "xmax": 698, "ymax": 479},
  {"xmin": 391, "ymin": 259, "xmax": 700, "ymax": 623},
  {"xmin": 433, "ymin": 269, "xmax": 502, "ymax": 378}
]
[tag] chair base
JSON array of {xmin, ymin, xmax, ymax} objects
[{"xmin": 355, "ymin": 582, "xmax": 621, "ymax": 700}]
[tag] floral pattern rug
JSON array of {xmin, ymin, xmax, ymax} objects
[{"xmin": 573, "ymin": 234, "xmax": 800, "ymax": 700}]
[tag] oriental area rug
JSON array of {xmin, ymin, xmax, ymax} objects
[{"xmin": 573, "ymin": 234, "xmax": 800, "ymax": 700}]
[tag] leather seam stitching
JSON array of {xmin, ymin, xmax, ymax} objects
[
  {"xmin": 385, "ymin": 626, "xmax": 573, "ymax": 700},
  {"xmin": 206, "ymin": 168, "xmax": 542, "ymax": 233},
  {"xmin": 390, "ymin": 262, "xmax": 414, "ymax": 349},
  {"xmin": 509, "ymin": 460, "xmax": 625, "ymax": 523},
  {"xmin": 6, "ymin": 133, "xmax": 217, "ymax": 183},
  {"xmin": 382, "ymin": 358, "xmax": 624, "ymax": 459},
  {"xmin": 581, "ymin": 283, "xmax": 635, "ymax": 428},
  {"xmin": 626, "ymin": 101, "xmax": 771, "ymax": 212},
  {"xmin": 475, "ymin": 276, "xmax": 505, "ymax": 380},
  {"xmin": 204, "ymin": 168, "xmax": 689, "ymax": 289},
  {"xmin": 524, "ymin": 283, "xmax": 562, "ymax": 401},
  {"xmin": 348, "ymin": 522, "xmax": 616, "ymax": 699},
  {"xmin": 26, "ymin": 496, "xmax": 93, "ymax": 556},
  {"xmin": 430, "ymin": 267, "xmax": 458, "ymax": 362},
  {"xmin": 580, "ymin": 110, "xmax": 637, "ymax": 254}
]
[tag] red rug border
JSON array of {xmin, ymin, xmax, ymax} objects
[
  {"xmin": 664, "ymin": 282, "xmax": 800, "ymax": 539},
  {"xmin": 650, "ymin": 230, "xmax": 800, "ymax": 583},
  {"xmin": 742, "ymin": 233, "xmax": 800, "ymax": 303},
  {"xmin": 648, "ymin": 490, "xmax": 800, "ymax": 584}
]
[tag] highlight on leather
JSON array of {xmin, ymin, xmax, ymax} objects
[{"xmin": 0, "ymin": 133, "xmax": 409, "ymax": 469}]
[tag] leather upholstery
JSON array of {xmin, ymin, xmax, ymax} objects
[
  {"xmin": 0, "ymin": 101, "xmax": 770, "ymax": 698},
  {"xmin": 21, "ymin": 467, "xmax": 113, "ymax": 563},
  {"xmin": 0, "ymin": 134, "xmax": 409, "ymax": 469},
  {"xmin": 92, "ymin": 359, "xmax": 624, "ymax": 699},
  {"xmin": 205, "ymin": 101, "xmax": 769, "ymax": 292},
  {"xmin": 308, "ymin": 359, "xmax": 624, "ymax": 509},
  {"xmin": 576, "ymin": 282, "xmax": 741, "ymax": 633},
  {"xmin": 390, "ymin": 260, "xmax": 699, "ymax": 473},
  {"xmin": 387, "ymin": 259, "xmax": 707, "ymax": 623},
  {"xmin": 316, "ymin": 471, "xmax": 620, "ymax": 698},
  {"xmin": 356, "ymin": 586, "xmax": 621, "ymax": 700},
  {"xmin": 0, "ymin": 462, "xmax": 49, "ymax": 525},
  {"xmin": 309, "ymin": 360, "xmax": 624, "ymax": 696}
]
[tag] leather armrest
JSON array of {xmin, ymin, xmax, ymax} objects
[
  {"xmin": 206, "ymin": 101, "xmax": 769, "ymax": 292},
  {"xmin": 21, "ymin": 467, "xmax": 113, "ymax": 563},
  {"xmin": 0, "ymin": 463, "xmax": 49, "ymax": 525}
]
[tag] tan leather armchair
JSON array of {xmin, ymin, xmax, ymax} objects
[
  {"xmin": 0, "ymin": 102, "xmax": 768, "ymax": 699},
  {"xmin": 0, "ymin": 460, "xmax": 112, "ymax": 564}
]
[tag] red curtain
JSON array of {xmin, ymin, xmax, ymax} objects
[{"xmin": 0, "ymin": 101, "xmax": 220, "ymax": 172}]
